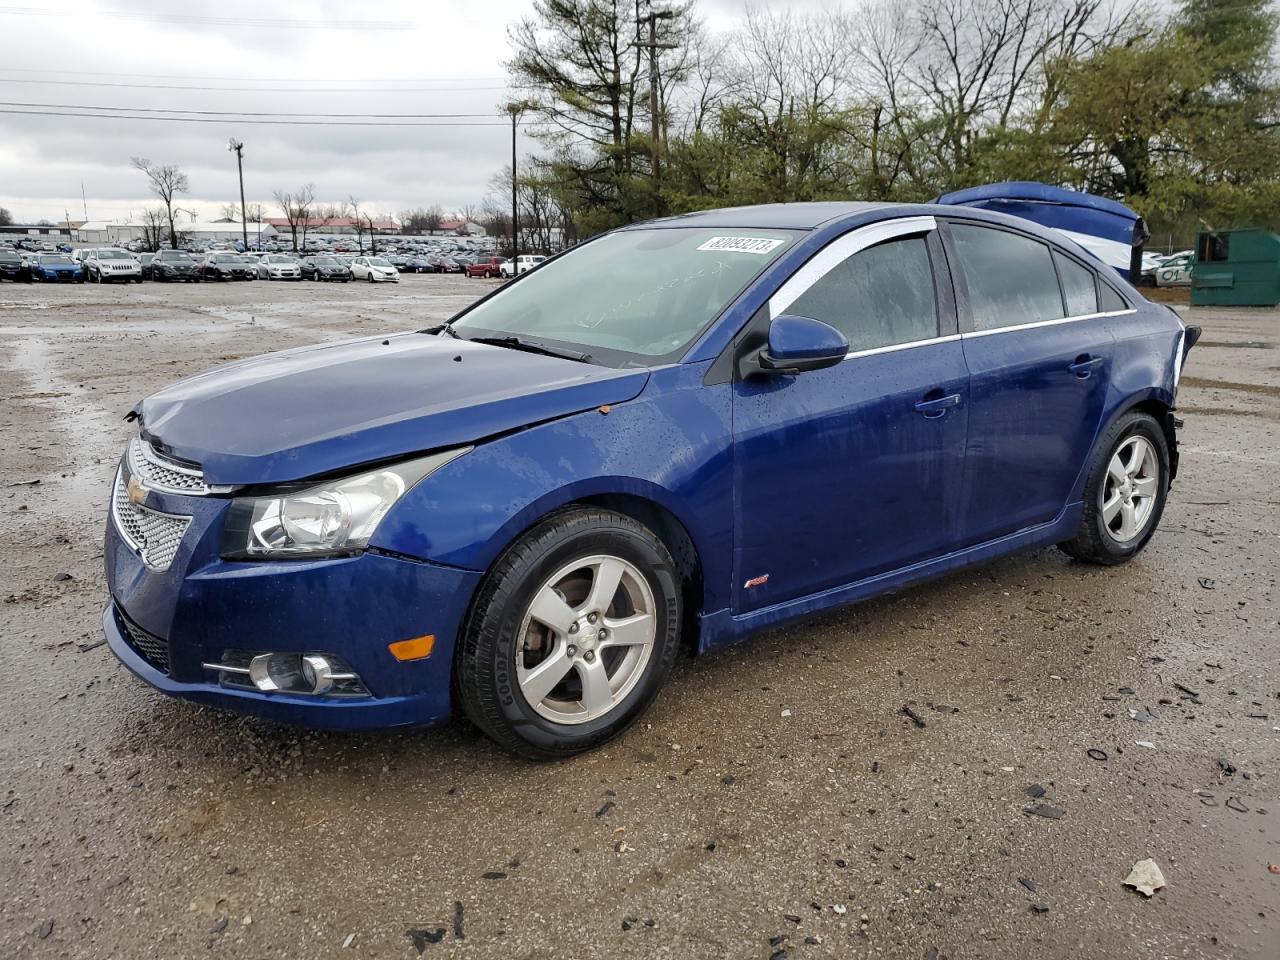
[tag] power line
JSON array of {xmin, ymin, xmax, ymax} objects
[
  {"xmin": 0, "ymin": 5, "xmax": 412, "ymax": 30},
  {"xmin": 0, "ymin": 101, "xmax": 506, "ymax": 119},
  {"xmin": 0, "ymin": 77, "xmax": 510, "ymax": 93},
  {"xmin": 0, "ymin": 67, "xmax": 507, "ymax": 83},
  {"xmin": 0, "ymin": 107, "xmax": 542, "ymax": 128}
]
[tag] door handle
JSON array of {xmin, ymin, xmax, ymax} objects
[
  {"xmin": 914, "ymin": 393, "xmax": 962, "ymax": 419},
  {"xmin": 1069, "ymin": 355, "xmax": 1104, "ymax": 379}
]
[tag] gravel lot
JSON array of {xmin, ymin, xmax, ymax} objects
[{"xmin": 1, "ymin": 275, "xmax": 1277, "ymax": 959}]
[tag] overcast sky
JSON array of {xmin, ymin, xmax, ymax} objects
[{"xmin": 0, "ymin": 0, "xmax": 796, "ymax": 225}]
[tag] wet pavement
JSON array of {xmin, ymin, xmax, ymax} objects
[{"xmin": 1, "ymin": 277, "xmax": 1277, "ymax": 959}]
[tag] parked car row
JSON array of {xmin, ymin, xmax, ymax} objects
[{"xmin": 0, "ymin": 245, "xmax": 554, "ymax": 286}]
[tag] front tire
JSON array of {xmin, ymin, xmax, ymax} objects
[
  {"xmin": 457, "ymin": 507, "xmax": 680, "ymax": 761},
  {"xmin": 1058, "ymin": 410, "xmax": 1169, "ymax": 565}
]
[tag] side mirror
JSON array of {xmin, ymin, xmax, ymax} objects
[{"xmin": 743, "ymin": 314, "xmax": 849, "ymax": 377}]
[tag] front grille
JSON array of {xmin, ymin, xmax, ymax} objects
[
  {"xmin": 128, "ymin": 436, "xmax": 207, "ymax": 494},
  {"xmin": 116, "ymin": 605, "xmax": 170, "ymax": 673},
  {"xmin": 111, "ymin": 470, "xmax": 191, "ymax": 571}
]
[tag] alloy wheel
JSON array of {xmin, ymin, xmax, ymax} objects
[
  {"xmin": 1101, "ymin": 435, "xmax": 1159, "ymax": 542},
  {"xmin": 516, "ymin": 555, "xmax": 657, "ymax": 725}
]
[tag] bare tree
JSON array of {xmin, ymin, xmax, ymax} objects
[
  {"xmin": 130, "ymin": 157, "xmax": 188, "ymax": 249},
  {"xmin": 219, "ymin": 202, "xmax": 241, "ymax": 222},
  {"xmin": 272, "ymin": 183, "xmax": 315, "ymax": 252},
  {"xmin": 0, "ymin": 206, "xmax": 12, "ymax": 227},
  {"xmin": 140, "ymin": 207, "xmax": 168, "ymax": 251},
  {"xmin": 348, "ymin": 195, "xmax": 367, "ymax": 253}
]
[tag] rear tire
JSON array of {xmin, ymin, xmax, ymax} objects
[
  {"xmin": 1058, "ymin": 410, "xmax": 1169, "ymax": 565},
  {"xmin": 456, "ymin": 507, "xmax": 680, "ymax": 761}
]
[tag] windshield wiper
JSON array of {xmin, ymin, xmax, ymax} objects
[
  {"xmin": 466, "ymin": 335, "xmax": 592, "ymax": 364},
  {"xmin": 422, "ymin": 321, "xmax": 460, "ymax": 339}
]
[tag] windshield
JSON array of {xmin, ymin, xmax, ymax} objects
[
  {"xmin": 451, "ymin": 228, "xmax": 797, "ymax": 365},
  {"xmin": 314, "ymin": 257, "xmax": 336, "ymax": 264},
  {"xmin": 368, "ymin": 258, "xmax": 392, "ymax": 267},
  {"xmin": 266, "ymin": 255, "xmax": 292, "ymax": 263},
  {"xmin": 98, "ymin": 250, "xmax": 131, "ymax": 260},
  {"xmin": 158, "ymin": 251, "xmax": 192, "ymax": 261}
]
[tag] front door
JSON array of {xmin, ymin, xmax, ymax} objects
[{"xmin": 732, "ymin": 218, "xmax": 969, "ymax": 613}]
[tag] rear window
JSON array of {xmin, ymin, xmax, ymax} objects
[
  {"xmin": 950, "ymin": 224, "xmax": 1064, "ymax": 331},
  {"xmin": 1054, "ymin": 252, "xmax": 1099, "ymax": 317}
]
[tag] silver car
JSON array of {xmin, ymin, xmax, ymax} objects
[{"xmin": 257, "ymin": 254, "xmax": 302, "ymax": 281}]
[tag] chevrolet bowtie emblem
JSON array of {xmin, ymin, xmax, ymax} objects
[{"xmin": 126, "ymin": 475, "xmax": 147, "ymax": 506}]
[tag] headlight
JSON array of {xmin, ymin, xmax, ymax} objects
[{"xmin": 222, "ymin": 448, "xmax": 469, "ymax": 559}]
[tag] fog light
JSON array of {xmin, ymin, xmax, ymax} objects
[
  {"xmin": 249, "ymin": 653, "xmax": 301, "ymax": 692},
  {"xmin": 300, "ymin": 654, "xmax": 335, "ymax": 695},
  {"xmin": 208, "ymin": 651, "xmax": 367, "ymax": 697}
]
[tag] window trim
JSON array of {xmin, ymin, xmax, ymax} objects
[
  {"xmin": 768, "ymin": 215, "xmax": 938, "ymax": 319},
  {"xmin": 765, "ymin": 216, "xmax": 948, "ymax": 359}
]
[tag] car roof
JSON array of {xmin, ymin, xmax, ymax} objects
[{"xmin": 640, "ymin": 201, "xmax": 893, "ymax": 231}]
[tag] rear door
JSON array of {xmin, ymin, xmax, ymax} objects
[{"xmin": 943, "ymin": 220, "xmax": 1121, "ymax": 545}]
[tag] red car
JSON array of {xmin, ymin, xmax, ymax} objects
[{"xmin": 466, "ymin": 256, "xmax": 506, "ymax": 279}]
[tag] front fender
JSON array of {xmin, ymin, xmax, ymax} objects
[{"xmin": 371, "ymin": 362, "xmax": 736, "ymax": 614}]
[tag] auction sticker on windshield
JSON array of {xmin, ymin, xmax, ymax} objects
[{"xmin": 696, "ymin": 236, "xmax": 787, "ymax": 255}]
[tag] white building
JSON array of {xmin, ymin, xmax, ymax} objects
[
  {"xmin": 73, "ymin": 220, "xmax": 149, "ymax": 245},
  {"xmin": 72, "ymin": 219, "xmax": 277, "ymax": 246}
]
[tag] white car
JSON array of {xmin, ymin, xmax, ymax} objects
[
  {"xmin": 499, "ymin": 254, "xmax": 547, "ymax": 278},
  {"xmin": 1154, "ymin": 252, "xmax": 1193, "ymax": 287},
  {"xmin": 352, "ymin": 256, "xmax": 400, "ymax": 283},
  {"xmin": 76, "ymin": 248, "xmax": 142, "ymax": 284},
  {"xmin": 257, "ymin": 254, "xmax": 302, "ymax": 281}
]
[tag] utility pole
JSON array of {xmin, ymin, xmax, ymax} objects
[
  {"xmin": 635, "ymin": 2, "xmax": 677, "ymax": 203},
  {"xmin": 506, "ymin": 102, "xmax": 527, "ymax": 262},
  {"xmin": 228, "ymin": 138, "xmax": 248, "ymax": 251}
]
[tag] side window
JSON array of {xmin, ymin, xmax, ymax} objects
[
  {"xmin": 950, "ymin": 224, "xmax": 1064, "ymax": 331},
  {"xmin": 1098, "ymin": 281, "xmax": 1128, "ymax": 312},
  {"xmin": 785, "ymin": 236, "xmax": 938, "ymax": 353},
  {"xmin": 1054, "ymin": 251, "xmax": 1098, "ymax": 316}
]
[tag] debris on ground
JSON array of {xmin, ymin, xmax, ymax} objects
[
  {"xmin": 1135, "ymin": 741, "xmax": 1156, "ymax": 749},
  {"xmin": 1123, "ymin": 859, "xmax": 1167, "ymax": 897},
  {"xmin": 901, "ymin": 705, "xmax": 927, "ymax": 729},
  {"xmin": 1129, "ymin": 706, "xmax": 1158, "ymax": 723},
  {"xmin": 36, "ymin": 918, "xmax": 53, "ymax": 939},
  {"xmin": 1225, "ymin": 796, "xmax": 1249, "ymax": 813},
  {"xmin": 1197, "ymin": 577, "xmax": 1216, "ymax": 589},
  {"xmin": 1018, "ymin": 878, "xmax": 1038, "ymax": 892},
  {"xmin": 1087, "ymin": 748, "xmax": 1108, "ymax": 761},
  {"xmin": 1023, "ymin": 803, "xmax": 1066, "ymax": 820},
  {"xmin": 1025, "ymin": 784, "xmax": 1046, "ymax": 799}
]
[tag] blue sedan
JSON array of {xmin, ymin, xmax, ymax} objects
[
  {"xmin": 103, "ymin": 202, "xmax": 1197, "ymax": 759},
  {"xmin": 31, "ymin": 253, "xmax": 85, "ymax": 283}
]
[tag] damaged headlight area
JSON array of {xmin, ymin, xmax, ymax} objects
[{"xmin": 222, "ymin": 448, "xmax": 469, "ymax": 559}]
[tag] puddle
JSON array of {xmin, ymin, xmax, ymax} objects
[
  {"xmin": 1197, "ymin": 339, "xmax": 1276, "ymax": 349},
  {"xmin": 1179, "ymin": 375, "xmax": 1280, "ymax": 399}
]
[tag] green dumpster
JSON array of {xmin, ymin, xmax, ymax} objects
[{"xmin": 1191, "ymin": 229, "xmax": 1280, "ymax": 306}]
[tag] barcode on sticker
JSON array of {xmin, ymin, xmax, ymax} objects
[{"xmin": 696, "ymin": 236, "xmax": 785, "ymax": 255}]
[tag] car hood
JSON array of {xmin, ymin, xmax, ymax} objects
[{"xmin": 137, "ymin": 333, "xmax": 650, "ymax": 486}]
